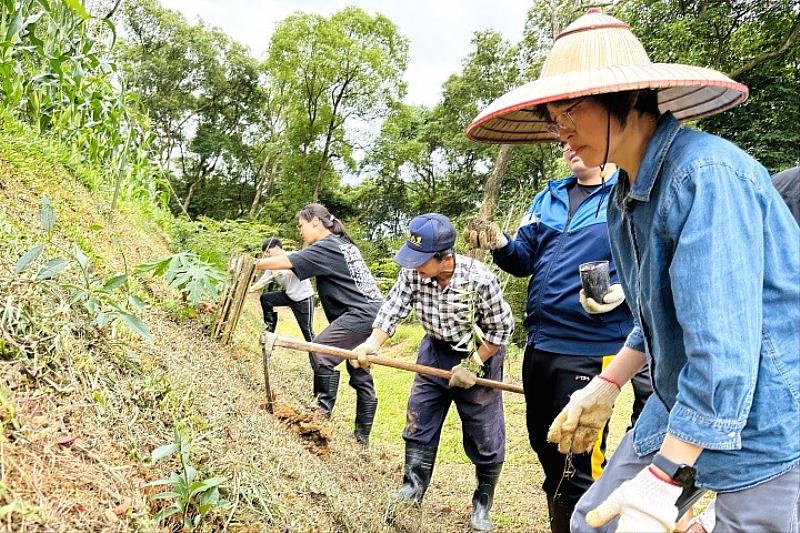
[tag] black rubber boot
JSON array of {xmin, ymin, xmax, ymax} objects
[
  {"xmin": 470, "ymin": 462, "xmax": 503, "ymax": 532},
  {"xmin": 312, "ymin": 371, "xmax": 340, "ymax": 418},
  {"xmin": 263, "ymin": 311, "xmax": 278, "ymax": 333},
  {"xmin": 353, "ymin": 397, "xmax": 378, "ymax": 446},
  {"xmin": 393, "ymin": 442, "xmax": 437, "ymax": 504},
  {"xmin": 546, "ymin": 494, "xmax": 575, "ymax": 533}
]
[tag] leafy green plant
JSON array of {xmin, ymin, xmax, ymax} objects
[
  {"xmin": 11, "ymin": 196, "xmax": 151, "ymax": 341},
  {"xmin": 136, "ymin": 252, "xmax": 227, "ymax": 307},
  {"xmin": 0, "ymin": 0, "xmax": 160, "ymax": 208},
  {"xmin": 146, "ymin": 428, "xmax": 231, "ymax": 531}
]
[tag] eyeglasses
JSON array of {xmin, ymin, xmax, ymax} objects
[{"xmin": 546, "ymin": 98, "xmax": 586, "ymax": 136}]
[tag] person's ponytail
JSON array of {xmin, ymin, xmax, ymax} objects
[{"xmin": 296, "ymin": 203, "xmax": 353, "ymax": 243}]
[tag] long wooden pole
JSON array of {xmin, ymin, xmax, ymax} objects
[{"xmin": 267, "ymin": 333, "xmax": 524, "ymax": 395}]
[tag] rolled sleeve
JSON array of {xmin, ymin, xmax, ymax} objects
[
  {"xmin": 372, "ymin": 269, "xmax": 414, "ymax": 336},
  {"xmin": 476, "ymin": 275, "xmax": 514, "ymax": 346},
  {"xmin": 624, "ymin": 322, "xmax": 646, "ymax": 352},
  {"xmin": 668, "ymin": 401, "xmax": 744, "ymax": 450}
]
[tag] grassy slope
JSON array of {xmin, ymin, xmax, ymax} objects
[{"xmin": 0, "ymin": 115, "xmax": 636, "ymax": 532}]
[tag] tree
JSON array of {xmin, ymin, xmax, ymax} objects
[
  {"xmin": 616, "ymin": 0, "xmax": 800, "ymax": 171},
  {"xmin": 119, "ymin": 0, "xmax": 265, "ymax": 216},
  {"xmin": 266, "ymin": 7, "xmax": 409, "ymax": 202}
]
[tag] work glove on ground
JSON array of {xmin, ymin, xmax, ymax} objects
[
  {"xmin": 586, "ymin": 466, "xmax": 682, "ymax": 532},
  {"xmin": 580, "ymin": 283, "xmax": 625, "ymax": 314},
  {"xmin": 463, "ymin": 216, "xmax": 508, "ymax": 251},
  {"xmin": 348, "ymin": 337, "xmax": 381, "ymax": 371},
  {"xmin": 547, "ymin": 376, "xmax": 620, "ymax": 453},
  {"xmin": 448, "ymin": 364, "xmax": 477, "ymax": 389}
]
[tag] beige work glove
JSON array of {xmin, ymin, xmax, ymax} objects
[
  {"xmin": 448, "ymin": 364, "xmax": 477, "ymax": 389},
  {"xmin": 580, "ymin": 283, "xmax": 625, "ymax": 314},
  {"xmin": 547, "ymin": 376, "xmax": 620, "ymax": 453},
  {"xmin": 348, "ymin": 337, "xmax": 380, "ymax": 371},
  {"xmin": 228, "ymin": 256, "xmax": 242, "ymax": 275},
  {"xmin": 586, "ymin": 466, "xmax": 682, "ymax": 532},
  {"xmin": 463, "ymin": 215, "xmax": 508, "ymax": 251}
]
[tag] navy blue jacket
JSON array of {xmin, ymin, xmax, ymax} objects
[{"xmin": 492, "ymin": 171, "xmax": 632, "ymax": 356}]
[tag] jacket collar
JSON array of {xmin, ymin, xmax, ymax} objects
[
  {"xmin": 547, "ymin": 168, "xmax": 620, "ymax": 194},
  {"xmin": 627, "ymin": 112, "xmax": 681, "ymax": 203}
]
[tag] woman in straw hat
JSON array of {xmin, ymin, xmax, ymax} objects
[{"xmin": 467, "ymin": 8, "xmax": 800, "ymax": 533}]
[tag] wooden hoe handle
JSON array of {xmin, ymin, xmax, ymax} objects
[{"xmin": 265, "ymin": 333, "xmax": 524, "ymax": 395}]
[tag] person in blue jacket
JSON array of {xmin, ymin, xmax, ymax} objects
[{"xmin": 465, "ymin": 144, "xmax": 650, "ymax": 532}]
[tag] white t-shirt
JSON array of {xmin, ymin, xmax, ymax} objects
[{"xmin": 256, "ymin": 252, "xmax": 314, "ymax": 302}]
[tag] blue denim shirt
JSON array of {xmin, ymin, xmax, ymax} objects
[{"xmin": 608, "ymin": 113, "xmax": 800, "ymax": 492}]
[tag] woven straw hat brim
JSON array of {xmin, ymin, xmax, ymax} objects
[{"xmin": 466, "ymin": 63, "xmax": 748, "ymax": 144}]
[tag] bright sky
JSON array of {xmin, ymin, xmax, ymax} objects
[{"xmin": 159, "ymin": 0, "xmax": 532, "ymax": 107}]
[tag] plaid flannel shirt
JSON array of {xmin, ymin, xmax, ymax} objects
[{"xmin": 373, "ymin": 254, "xmax": 514, "ymax": 347}]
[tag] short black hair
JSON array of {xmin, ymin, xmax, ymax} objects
[
  {"xmin": 592, "ymin": 89, "xmax": 660, "ymax": 127},
  {"xmin": 537, "ymin": 89, "xmax": 660, "ymax": 128},
  {"xmin": 261, "ymin": 237, "xmax": 282, "ymax": 251}
]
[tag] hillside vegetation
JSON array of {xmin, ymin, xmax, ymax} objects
[{"xmin": 0, "ymin": 113, "xmax": 642, "ymax": 532}]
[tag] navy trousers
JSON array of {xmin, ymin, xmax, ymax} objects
[
  {"xmin": 309, "ymin": 321, "xmax": 376, "ymax": 402},
  {"xmin": 403, "ymin": 335, "xmax": 506, "ymax": 465}
]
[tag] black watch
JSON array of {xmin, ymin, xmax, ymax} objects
[{"xmin": 651, "ymin": 452, "xmax": 696, "ymax": 489}]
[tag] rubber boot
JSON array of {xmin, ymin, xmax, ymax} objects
[
  {"xmin": 353, "ymin": 397, "xmax": 378, "ymax": 446},
  {"xmin": 470, "ymin": 462, "xmax": 503, "ymax": 532},
  {"xmin": 546, "ymin": 494, "xmax": 575, "ymax": 533},
  {"xmin": 393, "ymin": 442, "xmax": 437, "ymax": 504},
  {"xmin": 263, "ymin": 310, "xmax": 278, "ymax": 333},
  {"xmin": 313, "ymin": 371, "xmax": 340, "ymax": 418}
]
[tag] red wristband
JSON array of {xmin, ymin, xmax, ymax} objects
[
  {"xmin": 648, "ymin": 465, "xmax": 681, "ymax": 486},
  {"xmin": 598, "ymin": 374, "xmax": 621, "ymax": 390}
]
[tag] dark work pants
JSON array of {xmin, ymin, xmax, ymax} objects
[
  {"xmin": 523, "ymin": 346, "xmax": 611, "ymax": 503},
  {"xmin": 403, "ymin": 335, "xmax": 506, "ymax": 465},
  {"xmin": 309, "ymin": 321, "xmax": 375, "ymax": 402},
  {"xmin": 259, "ymin": 291, "xmax": 315, "ymax": 342}
]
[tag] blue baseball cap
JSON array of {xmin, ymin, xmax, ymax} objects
[{"xmin": 394, "ymin": 213, "xmax": 456, "ymax": 268}]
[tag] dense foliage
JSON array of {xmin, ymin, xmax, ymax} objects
[{"xmin": 2, "ymin": 0, "xmax": 797, "ymax": 344}]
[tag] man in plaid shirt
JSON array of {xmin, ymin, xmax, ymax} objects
[{"xmin": 350, "ymin": 213, "xmax": 514, "ymax": 532}]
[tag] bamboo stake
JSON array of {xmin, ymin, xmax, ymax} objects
[
  {"xmin": 267, "ymin": 333, "xmax": 524, "ymax": 395},
  {"xmin": 213, "ymin": 254, "xmax": 256, "ymax": 343}
]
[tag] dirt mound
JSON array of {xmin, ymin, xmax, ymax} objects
[{"xmin": 272, "ymin": 402, "xmax": 332, "ymax": 455}]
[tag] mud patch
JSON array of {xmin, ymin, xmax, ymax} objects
[{"xmin": 272, "ymin": 403, "xmax": 331, "ymax": 456}]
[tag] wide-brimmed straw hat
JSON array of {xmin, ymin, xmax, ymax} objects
[{"xmin": 466, "ymin": 9, "xmax": 748, "ymax": 144}]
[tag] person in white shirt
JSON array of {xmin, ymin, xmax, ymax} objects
[{"xmin": 250, "ymin": 237, "xmax": 315, "ymax": 342}]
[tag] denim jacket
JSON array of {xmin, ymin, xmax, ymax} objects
[{"xmin": 608, "ymin": 113, "xmax": 800, "ymax": 491}]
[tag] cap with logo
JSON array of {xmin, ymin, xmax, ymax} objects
[{"xmin": 394, "ymin": 213, "xmax": 456, "ymax": 268}]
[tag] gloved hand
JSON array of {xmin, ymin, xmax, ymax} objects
[
  {"xmin": 463, "ymin": 216, "xmax": 508, "ymax": 251},
  {"xmin": 448, "ymin": 364, "xmax": 477, "ymax": 389},
  {"xmin": 348, "ymin": 337, "xmax": 381, "ymax": 371},
  {"xmin": 547, "ymin": 376, "xmax": 620, "ymax": 453},
  {"xmin": 586, "ymin": 466, "xmax": 682, "ymax": 532},
  {"xmin": 580, "ymin": 283, "xmax": 625, "ymax": 314},
  {"xmin": 248, "ymin": 281, "xmax": 267, "ymax": 293},
  {"xmin": 228, "ymin": 256, "xmax": 242, "ymax": 274}
]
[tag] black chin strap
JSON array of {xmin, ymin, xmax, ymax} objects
[{"xmin": 595, "ymin": 110, "xmax": 611, "ymax": 218}]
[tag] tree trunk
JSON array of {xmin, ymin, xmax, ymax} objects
[
  {"xmin": 478, "ymin": 144, "xmax": 513, "ymax": 218},
  {"xmin": 249, "ymin": 154, "xmax": 281, "ymax": 218},
  {"xmin": 313, "ymin": 128, "xmax": 334, "ymax": 202},
  {"xmin": 469, "ymin": 144, "xmax": 513, "ymax": 259}
]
